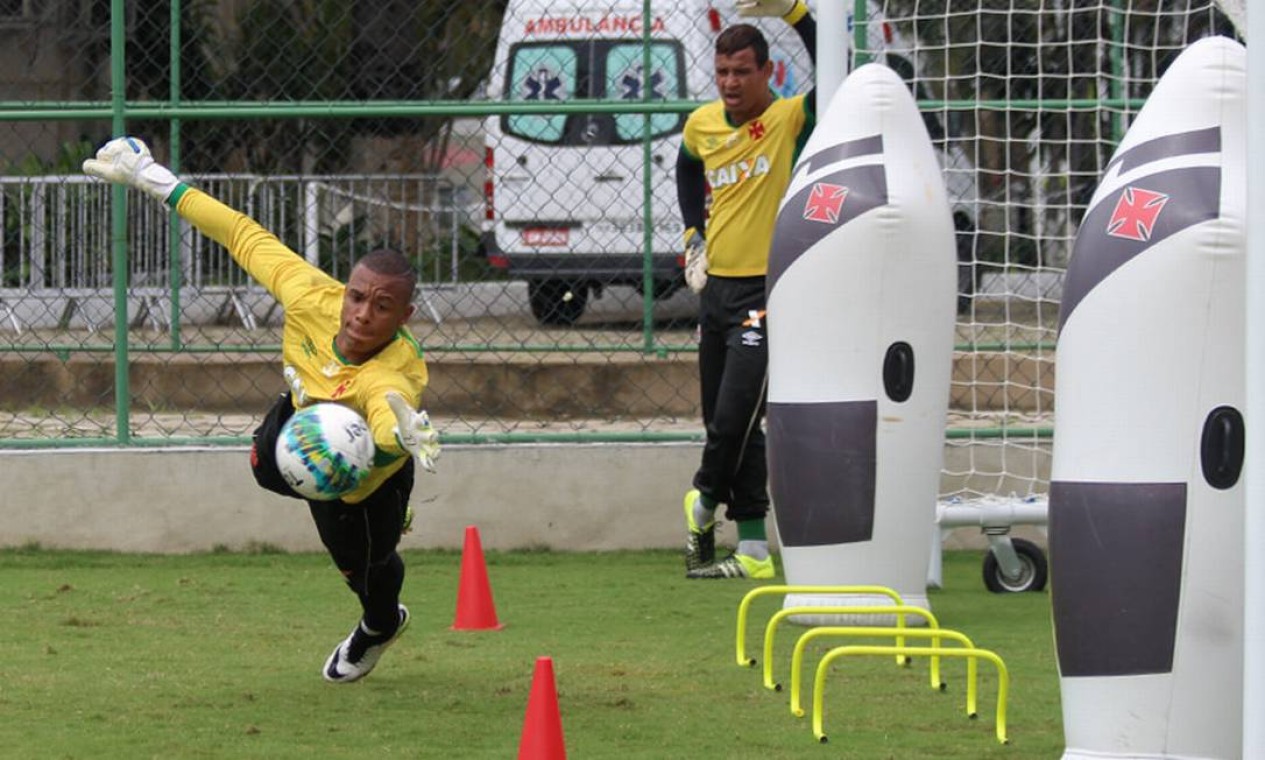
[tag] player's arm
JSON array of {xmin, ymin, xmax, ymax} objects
[
  {"xmin": 676, "ymin": 134, "xmax": 709, "ymax": 293},
  {"xmin": 676, "ymin": 147, "xmax": 707, "ymax": 238},
  {"xmin": 739, "ymin": 0, "xmax": 818, "ymax": 112},
  {"xmin": 361, "ymin": 369, "xmax": 439, "ymax": 473},
  {"xmin": 172, "ymin": 189, "xmax": 337, "ymax": 307},
  {"xmin": 82, "ymin": 136, "xmax": 336, "ymax": 308}
]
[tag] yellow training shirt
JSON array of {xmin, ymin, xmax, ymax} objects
[
  {"xmin": 681, "ymin": 93, "xmax": 812, "ymax": 276},
  {"xmin": 173, "ymin": 187, "xmax": 429, "ymax": 504}
]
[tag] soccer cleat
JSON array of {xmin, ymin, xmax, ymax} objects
[
  {"xmin": 322, "ymin": 604, "xmax": 410, "ymax": 683},
  {"xmin": 683, "ymin": 489, "xmax": 716, "ymax": 572},
  {"xmin": 686, "ymin": 552, "xmax": 775, "ymax": 580}
]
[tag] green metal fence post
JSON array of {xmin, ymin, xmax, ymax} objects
[
  {"xmin": 110, "ymin": 0, "xmax": 131, "ymax": 444},
  {"xmin": 169, "ymin": 0, "xmax": 184, "ymax": 350},
  {"xmin": 641, "ymin": 0, "xmax": 656, "ymax": 353}
]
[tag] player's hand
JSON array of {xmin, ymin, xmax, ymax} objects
[
  {"xmin": 82, "ymin": 136, "xmax": 181, "ymax": 203},
  {"xmin": 283, "ymin": 365, "xmax": 310, "ymax": 406},
  {"xmin": 386, "ymin": 391, "xmax": 440, "ymax": 473},
  {"xmin": 736, "ymin": 0, "xmax": 800, "ymax": 18},
  {"xmin": 683, "ymin": 228, "xmax": 708, "ymax": 294}
]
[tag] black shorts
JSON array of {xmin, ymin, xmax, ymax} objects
[{"xmin": 250, "ymin": 391, "xmax": 303, "ymax": 499}]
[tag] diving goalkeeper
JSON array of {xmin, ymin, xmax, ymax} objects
[{"xmin": 83, "ymin": 136, "xmax": 440, "ymax": 684}]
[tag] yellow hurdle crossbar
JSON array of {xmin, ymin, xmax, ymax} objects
[
  {"xmin": 735, "ymin": 585, "xmax": 904, "ymax": 667},
  {"xmin": 811, "ymin": 644, "xmax": 1010, "ymax": 746},
  {"xmin": 788, "ymin": 626, "xmax": 975, "ymax": 719},
  {"xmin": 762, "ymin": 606, "xmax": 942, "ymax": 691}
]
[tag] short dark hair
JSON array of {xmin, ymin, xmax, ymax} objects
[
  {"xmin": 716, "ymin": 24, "xmax": 769, "ymax": 66},
  {"xmin": 356, "ymin": 248, "xmax": 417, "ymax": 298}
]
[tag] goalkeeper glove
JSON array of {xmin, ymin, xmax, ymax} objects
[
  {"xmin": 736, "ymin": 0, "xmax": 806, "ymax": 21},
  {"xmin": 283, "ymin": 365, "xmax": 310, "ymax": 406},
  {"xmin": 82, "ymin": 136, "xmax": 182, "ymax": 204},
  {"xmin": 683, "ymin": 228, "xmax": 708, "ymax": 294},
  {"xmin": 386, "ymin": 391, "xmax": 440, "ymax": 474}
]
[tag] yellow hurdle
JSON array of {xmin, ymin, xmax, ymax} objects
[
  {"xmin": 811, "ymin": 644, "xmax": 1010, "ymax": 745},
  {"xmin": 761, "ymin": 606, "xmax": 943, "ymax": 691},
  {"xmin": 734, "ymin": 585, "xmax": 904, "ymax": 667},
  {"xmin": 787, "ymin": 627, "xmax": 976, "ymax": 718}
]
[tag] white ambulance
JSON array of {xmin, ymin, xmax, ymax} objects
[{"xmin": 480, "ymin": 0, "xmax": 978, "ymax": 324}]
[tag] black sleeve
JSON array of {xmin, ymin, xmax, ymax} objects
[
  {"xmin": 792, "ymin": 11, "xmax": 818, "ymax": 114},
  {"xmin": 676, "ymin": 147, "xmax": 707, "ymax": 236}
]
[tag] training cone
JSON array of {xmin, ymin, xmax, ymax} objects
[
  {"xmin": 451, "ymin": 525, "xmax": 503, "ymax": 630},
  {"xmin": 518, "ymin": 656, "xmax": 566, "ymax": 760}
]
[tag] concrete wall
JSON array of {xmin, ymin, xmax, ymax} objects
[{"xmin": 0, "ymin": 442, "xmax": 1050, "ymax": 554}]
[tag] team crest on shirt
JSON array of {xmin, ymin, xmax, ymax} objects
[
  {"xmin": 321, "ymin": 362, "xmax": 340, "ymax": 378},
  {"xmin": 748, "ymin": 120, "xmax": 765, "ymax": 140}
]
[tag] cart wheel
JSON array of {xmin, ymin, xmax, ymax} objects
[{"xmin": 982, "ymin": 538, "xmax": 1048, "ymax": 593}]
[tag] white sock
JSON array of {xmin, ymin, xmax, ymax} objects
[
  {"xmin": 693, "ymin": 500, "xmax": 716, "ymax": 529},
  {"xmin": 737, "ymin": 540, "xmax": 769, "ymax": 561}
]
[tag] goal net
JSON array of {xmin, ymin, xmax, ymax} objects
[{"xmin": 858, "ymin": 0, "xmax": 1243, "ymax": 508}]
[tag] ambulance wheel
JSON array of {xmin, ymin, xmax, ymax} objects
[
  {"xmin": 529, "ymin": 279, "xmax": 587, "ymax": 326},
  {"xmin": 982, "ymin": 538, "xmax": 1048, "ymax": 593}
]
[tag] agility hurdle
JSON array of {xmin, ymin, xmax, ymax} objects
[
  {"xmin": 787, "ymin": 626, "xmax": 976, "ymax": 718},
  {"xmin": 734, "ymin": 585, "xmax": 905, "ymax": 667},
  {"xmin": 761, "ymin": 606, "xmax": 943, "ymax": 691},
  {"xmin": 811, "ymin": 644, "xmax": 1010, "ymax": 745}
]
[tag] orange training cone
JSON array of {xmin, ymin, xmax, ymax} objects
[
  {"xmin": 518, "ymin": 656, "xmax": 566, "ymax": 760},
  {"xmin": 451, "ymin": 525, "xmax": 503, "ymax": 630}
]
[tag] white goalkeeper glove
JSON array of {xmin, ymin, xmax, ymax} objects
[
  {"xmin": 683, "ymin": 228, "xmax": 708, "ymax": 294},
  {"xmin": 736, "ymin": 0, "xmax": 803, "ymax": 19},
  {"xmin": 82, "ymin": 136, "xmax": 181, "ymax": 204},
  {"xmin": 386, "ymin": 391, "xmax": 440, "ymax": 474},
  {"xmin": 283, "ymin": 365, "xmax": 310, "ymax": 406}
]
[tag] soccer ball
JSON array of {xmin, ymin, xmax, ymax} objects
[{"xmin": 275, "ymin": 403, "xmax": 375, "ymax": 501}]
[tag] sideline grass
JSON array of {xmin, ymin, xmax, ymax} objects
[{"xmin": 0, "ymin": 547, "xmax": 1062, "ymax": 758}]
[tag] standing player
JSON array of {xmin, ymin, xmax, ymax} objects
[
  {"xmin": 677, "ymin": 0, "xmax": 816, "ymax": 579},
  {"xmin": 83, "ymin": 137, "xmax": 440, "ymax": 682}
]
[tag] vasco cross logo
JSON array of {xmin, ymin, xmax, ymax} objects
[
  {"xmin": 1106, "ymin": 186, "xmax": 1169, "ymax": 242},
  {"xmin": 803, "ymin": 182, "xmax": 849, "ymax": 224},
  {"xmin": 748, "ymin": 120, "xmax": 765, "ymax": 140}
]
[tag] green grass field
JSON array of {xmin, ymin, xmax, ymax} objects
[{"xmin": 0, "ymin": 547, "xmax": 1063, "ymax": 758}]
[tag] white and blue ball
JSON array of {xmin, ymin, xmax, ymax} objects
[{"xmin": 275, "ymin": 403, "xmax": 374, "ymax": 501}]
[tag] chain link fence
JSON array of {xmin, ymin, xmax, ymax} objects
[{"xmin": 0, "ymin": 0, "xmax": 1242, "ymax": 496}]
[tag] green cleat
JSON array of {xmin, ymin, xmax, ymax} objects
[
  {"xmin": 686, "ymin": 552, "xmax": 775, "ymax": 580},
  {"xmin": 683, "ymin": 489, "xmax": 716, "ymax": 573}
]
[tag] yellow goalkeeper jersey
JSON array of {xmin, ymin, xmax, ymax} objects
[
  {"xmin": 681, "ymin": 93, "xmax": 813, "ymax": 277},
  {"xmin": 173, "ymin": 187, "xmax": 428, "ymax": 504}
]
